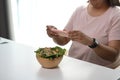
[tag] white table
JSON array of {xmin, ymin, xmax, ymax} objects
[{"xmin": 0, "ymin": 37, "xmax": 119, "ymax": 80}]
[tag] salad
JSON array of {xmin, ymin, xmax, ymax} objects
[{"xmin": 35, "ymin": 46, "xmax": 66, "ymax": 59}]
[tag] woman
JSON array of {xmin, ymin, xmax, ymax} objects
[{"xmin": 46, "ymin": 0, "xmax": 120, "ymax": 69}]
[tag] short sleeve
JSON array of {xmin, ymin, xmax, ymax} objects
[
  {"xmin": 109, "ymin": 12, "xmax": 120, "ymax": 41},
  {"xmin": 64, "ymin": 6, "xmax": 84, "ymax": 31}
]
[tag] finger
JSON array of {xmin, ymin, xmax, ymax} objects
[
  {"xmin": 46, "ymin": 25, "xmax": 57, "ymax": 30},
  {"xmin": 47, "ymin": 30, "xmax": 58, "ymax": 37},
  {"xmin": 69, "ymin": 32, "xmax": 78, "ymax": 38},
  {"xmin": 46, "ymin": 27, "xmax": 56, "ymax": 34},
  {"xmin": 46, "ymin": 25, "xmax": 53, "ymax": 30},
  {"xmin": 69, "ymin": 33, "xmax": 83, "ymax": 41}
]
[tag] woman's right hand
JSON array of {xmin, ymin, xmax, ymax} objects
[{"xmin": 46, "ymin": 25, "xmax": 58, "ymax": 38}]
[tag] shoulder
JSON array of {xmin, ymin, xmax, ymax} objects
[
  {"xmin": 107, "ymin": 7, "xmax": 120, "ymax": 25},
  {"xmin": 73, "ymin": 5, "xmax": 87, "ymax": 15},
  {"xmin": 110, "ymin": 7, "xmax": 120, "ymax": 18},
  {"xmin": 112, "ymin": 7, "xmax": 120, "ymax": 13},
  {"xmin": 75, "ymin": 5, "xmax": 86, "ymax": 12}
]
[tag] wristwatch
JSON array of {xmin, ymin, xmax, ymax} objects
[{"xmin": 88, "ymin": 38, "xmax": 99, "ymax": 48}]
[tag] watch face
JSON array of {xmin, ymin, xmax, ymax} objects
[{"xmin": 95, "ymin": 39, "xmax": 99, "ymax": 45}]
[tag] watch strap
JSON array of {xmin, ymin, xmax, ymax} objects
[{"xmin": 88, "ymin": 38, "xmax": 98, "ymax": 48}]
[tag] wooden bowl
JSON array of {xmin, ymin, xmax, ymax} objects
[{"xmin": 36, "ymin": 55, "xmax": 63, "ymax": 69}]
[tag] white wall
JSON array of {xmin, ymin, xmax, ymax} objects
[{"xmin": 9, "ymin": 0, "xmax": 87, "ymax": 49}]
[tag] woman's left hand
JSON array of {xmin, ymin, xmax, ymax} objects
[{"xmin": 69, "ymin": 30, "xmax": 93, "ymax": 45}]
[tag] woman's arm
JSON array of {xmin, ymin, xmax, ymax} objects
[
  {"xmin": 93, "ymin": 40, "xmax": 120, "ymax": 62},
  {"xmin": 46, "ymin": 25, "xmax": 70, "ymax": 45},
  {"xmin": 69, "ymin": 30, "xmax": 120, "ymax": 62}
]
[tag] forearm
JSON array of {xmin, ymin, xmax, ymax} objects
[{"xmin": 93, "ymin": 43, "xmax": 119, "ymax": 62}]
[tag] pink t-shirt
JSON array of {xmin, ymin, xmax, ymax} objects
[{"xmin": 64, "ymin": 6, "xmax": 120, "ymax": 68}]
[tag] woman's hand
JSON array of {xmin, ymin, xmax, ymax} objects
[
  {"xmin": 46, "ymin": 25, "xmax": 70, "ymax": 45},
  {"xmin": 69, "ymin": 30, "xmax": 93, "ymax": 45},
  {"xmin": 46, "ymin": 25, "xmax": 58, "ymax": 38}
]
